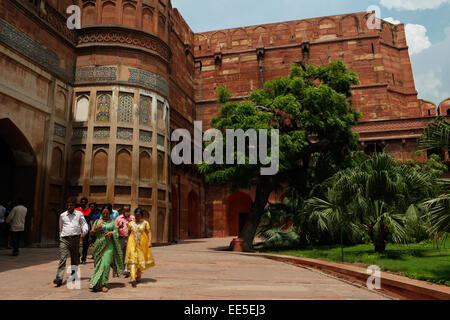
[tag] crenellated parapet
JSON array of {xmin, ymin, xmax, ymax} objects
[{"xmin": 193, "ymin": 12, "xmax": 407, "ymax": 56}]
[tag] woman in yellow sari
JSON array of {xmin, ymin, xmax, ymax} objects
[{"xmin": 125, "ymin": 207, "xmax": 155, "ymax": 286}]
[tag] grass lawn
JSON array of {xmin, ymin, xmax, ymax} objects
[{"xmin": 262, "ymin": 238, "xmax": 450, "ymax": 286}]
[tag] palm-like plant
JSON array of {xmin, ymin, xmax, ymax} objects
[
  {"xmin": 306, "ymin": 153, "xmax": 434, "ymax": 252},
  {"xmin": 418, "ymin": 117, "xmax": 450, "ymax": 151},
  {"xmin": 419, "ymin": 118, "xmax": 450, "ymax": 236}
]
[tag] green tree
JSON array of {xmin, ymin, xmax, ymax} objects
[
  {"xmin": 306, "ymin": 153, "xmax": 435, "ymax": 252},
  {"xmin": 419, "ymin": 118, "xmax": 450, "ymax": 236},
  {"xmin": 199, "ymin": 61, "xmax": 361, "ymax": 252}
]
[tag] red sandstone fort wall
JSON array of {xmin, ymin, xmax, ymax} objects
[{"xmin": 193, "ymin": 12, "xmax": 424, "ymax": 128}]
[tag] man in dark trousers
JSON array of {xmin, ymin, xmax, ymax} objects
[
  {"xmin": 77, "ymin": 197, "xmax": 91, "ymax": 264},
  {"xmin": 53, "ymin": 198, "xmax": 88, "ymax": 287},
  {"xmin": 6, "ymin": 199, "xmax": 27, "ymax": 256}
]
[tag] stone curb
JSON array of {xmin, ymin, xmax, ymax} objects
[{"xmin": 232, "ymin": 252, "xmax": 450, "ymax": 300}]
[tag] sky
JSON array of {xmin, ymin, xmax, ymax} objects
[{"xmin": 171, "ymin": 0, "xmax": 450, "ymax": 106}]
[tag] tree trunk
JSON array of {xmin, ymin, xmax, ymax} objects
[
  {"xmin": 240, "ymin": 183, "xmax": 272, "ymax": 252},
  {"xmin": 373, "ymin": 224, "xmax": 387, "ymax": 253}
]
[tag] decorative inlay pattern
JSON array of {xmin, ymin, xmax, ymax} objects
[
  {"xmin": 140, "ymin": 130, "xmax": 152, "ymax": 143},
  {"xmin": 76, "ymin": 66, "xmax": 117, "ymax": 83},
  {"xmin": 139, "ymin": 95, "xmax": 153, "ymax": 126},
  {"xmin": 73, "ymin": 127, "xmax": 88, "ymax": 140},
  {"xmin": 77, "ymin": 28, "xmax": 172, "ymax": 61},
  {"xmin": 129, "ymin": 68, "xmax": 169, "ymax": 97},
  {"xmin": 94, "ymin": 127, "xmax": 110, "ymax": 139},
  {"xmin": 54, "ymin": 123, "xmax": 66, "ymax": 138},
  {"xmin": 96, "ymin": 94, "xmax": 111, "ymax": 122},
  {"xmin": 117, "ymin": 128, "xmax": 133, "ymax": 141},
  {"xmin": 119, "ymin": 94, "xmax": 133, "ymax": 123},
  {"xmin": 0, "ymin": 18, "xmax": 74, "ymax": 82}
]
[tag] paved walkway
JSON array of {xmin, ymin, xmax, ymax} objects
[{"xmin": 0, "ymin": 238, "xmax": 389, "ymax": 300}]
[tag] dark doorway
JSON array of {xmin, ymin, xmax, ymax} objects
[
  {"xmin": 364, "ymin": 142, "xmax": 384, "ymax": 155},
  {"xmin": 0, "ymin": 119, "xmax": 37, "ymax": 246}
]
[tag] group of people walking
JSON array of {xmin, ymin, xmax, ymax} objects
[
  {"xmin": 54, "ymin": 198, "xmax": 155, "ymax": 293},
  {"xmin": 0, "ymin": 200, "xmax": 27, "ymax": 257}
]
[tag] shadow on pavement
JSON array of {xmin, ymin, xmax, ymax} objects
[{"xmin": 0, "ymin": 248, "xmax": 59, "ymax": 273}]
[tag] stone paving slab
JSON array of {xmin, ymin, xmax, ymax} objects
[{"xmin": 0, "ymin": 238, "xmax": 388, "ymax": 300}]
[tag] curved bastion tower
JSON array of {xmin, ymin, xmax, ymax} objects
[{"xmin": 69, "ymin": 0, "xmax": 198, "ymax": 244}]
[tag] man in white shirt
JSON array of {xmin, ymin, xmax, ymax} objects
[
  {"xmin": 5, "ymin": 200, "xmax": 27, "ymax": 256},
  {"xmin": 53, "ymin": 198, "xmax": 88, "ymax": 287}
]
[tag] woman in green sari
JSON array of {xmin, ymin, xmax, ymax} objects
[{"xmin": 89, "ymin": 204, "xmax": 124, "ymax": 292}]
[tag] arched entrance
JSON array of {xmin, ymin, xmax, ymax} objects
[
  {"xmin": 226, "ymin": 192, "xmax": 253, "ymax": 237},
  {"xmin": 0, "ymin": 119, "xmax": 37, "ymax": 245},
  {"xmin": 187, "ymin": 190, "xmax": 200, "ymax": 238}
]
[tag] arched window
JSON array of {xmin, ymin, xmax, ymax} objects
[
  {"xmin": 75, "ymin": 96, "xmax": 89, "ymax": 122},
  {"xmin": 70, "ymin": 150, "xmax": 85, "ymax": 179},
  {"xmin": 118, "ymin": 94, "xmax": 133, "ymax": 123},
  {"xmin": 139, "ymin": 95, "xmax": 152, "ymax": 126},
  {"xmin": 157, "ymin": 152, "xmax": 165, "ymax": 182},
  {"xmin": 116, "ymin": 149, "xmax": 132, "ymax": 179},
  {"xmin": 142, "ymin": 7, "xmax": 154, "ymax": 33},
  {"xmin": 139, "ymin": 151, "xmax": 152, "ymax": 181},
  {"xmin": 96, "ymin": 93, "xmax": 111, "ymax": 122},
  {"xmin": 157, "ymin": 100, "xmax": 165, "ymax": 130},
  {"xmin": 92, "ymin": 149, "xmax": 108, "ymax": 178}
]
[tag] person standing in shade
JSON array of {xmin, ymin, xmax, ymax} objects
[
  {"xmin": 53, "ymin": 198, "xmax": 88, "ymax": 287},
  {"xmin": 6, "ymin": 200, "xmax": 27, "ymax": 257},
  {"xmin": 77, "ymin": 197, "xmax": 91, "ymax": 264},
  {"xmin": 125, "ymin": 207, "xmax": 155, "ymax": 286},
  {"xmin": 89, "ymin": 204, "xmax": 123, "ymax": 293},
  {"xmin": 0, "ymin": 203, "xmax": 6, "ymax": 248},
  {"xmin": 115, "ymin": 205, "xmax": 135, "ymax": 278},
  {"xmin": 5, "ymin": 200, "xmax": 13, "ymax": 249}
]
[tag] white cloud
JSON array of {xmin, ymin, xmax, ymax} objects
[
  {"xmin": 415, "ymin": 71, "xmax": 444, "ymax": 102},
  {"xmin": 383, "ymin": 17, "xmax": 432, "ymax": 55},
  {"xmin": 380, "ymin": 0, "xmax": 450, "ymax": 10},
  {"xmin": 405, "ymin": 24, "xmax": 432, "ymax": 54},
  {"xmin": 411, "ymin": 27, "xmax": 450, "ymax": 104},
  {"xmin": 383, "ymin": 17, "xmax": 401, "ymax": 25}
]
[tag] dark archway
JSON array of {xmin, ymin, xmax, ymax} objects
[
  {"xmin": 364, "ymin": 142, "xmax": 384, "ymax": 156},
  {"xmin": 0, "ymin": 119, "xmax": 37, "ymax": 245},
  {"xmin": 187, "ymin": 190, "xmax": 200, "ymax": 238},
  {"xmin": 226, "ymin": 192, "xmax": 253, "ymax": 237}
]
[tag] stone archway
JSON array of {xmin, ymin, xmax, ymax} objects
[
  {"xmin": 187, "ymin": 190, "xmax": 200, "ymax": 238},
  {"xmin": 226, "ymin": 192, "xmax": 253, "ymax": 237},
  {"xmin": 0, "ymin": 118, "xmax": 37, "ymax": 245}
]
